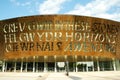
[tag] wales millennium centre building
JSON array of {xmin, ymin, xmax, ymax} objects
[{"xmin": 0, "ymin": 15, "xmax": 120, "ymax": 72}]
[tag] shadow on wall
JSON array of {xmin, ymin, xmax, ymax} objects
[{"xmin": 69, "ymin": 76, "xmax": 82, "ymax": 80}]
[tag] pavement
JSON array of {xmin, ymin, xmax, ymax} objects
[{"xmin": 0, "ymin": 71, "xmax": 120, "ymax": 80}]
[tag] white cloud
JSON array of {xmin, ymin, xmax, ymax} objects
[
  {"xmin": 66, "ymin": 0, "xmax": 120, "ymax": 21},
  {"xmin": 39, "ymin": 0, "xmax": 67, "ymax": 14}
]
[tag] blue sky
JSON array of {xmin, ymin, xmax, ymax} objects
[{"xmin": 0, "ymin": 0, "xmax": 120, "ymax": 21}]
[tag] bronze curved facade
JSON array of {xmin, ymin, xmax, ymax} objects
[
  {"xmin": 0, "ymin": 15, "xmax": 120, "ymax": 72},
  {"xmin": 0, "ymin": 15, "xmax": 120, "ymax": 60}
]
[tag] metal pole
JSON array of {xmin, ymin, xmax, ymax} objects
[
  {"xmin": 5, "ymin": 62, "xmax": 7, "ymax": 72},
  {"xmin": 2, "ymin": 60, "xmax": 5, "ymax": 72},
  {"xmin": 113, "ymin": 59, "xmax": 116, "ymax": 71},
  {"xmin": 33, "ymin": 60, "xmax": 35, "ymax": 72},
  {"xmin": 36, "ymin": 62, "xmax": 38, "ymax": 72},
  {"xmin": 66, "ymin": 61, "xmax": 69, "ymax": 76},
  {"xmin": 54, "ymin": 56, "xmax": 57, "ymax": 72},
  {"xmin": 14, "ymin": 61, "xmax": 16, "ymax": 72},
  {"xmin": 36, "ymin": 56, "xmax": 38, "ymax": 72},
  {"xmin": 21, "ymin": 59, "xmax": 23, "ymax": 72},
  {"xmin": 26, "ymin": 58, "xmax": 28, "ymax": 72},
  {"xmin": 33, "ymin": 56, "xmax": 35, "ymax": 72},
  {"xmin": 26, "ymin": 62, "xmax": 28, "ymax": 72},
  {"xmin": 44, "ymin": 56, "xmax": 47, "ymax": 72},
  {"xmin": 97, "ymin": 60, "xmax": 100, "ymax": 71}
]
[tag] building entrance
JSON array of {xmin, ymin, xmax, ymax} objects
[
  {"xmin": 57, "ymin": 62, "xmax": 66, "ymax": 72},
  {"xmin": 47, "ymin": 62, "xmax": 55, "ymax": 72},
  {"xmin": 77, "ymin": 62, "xmax": 94, "ymax": 72},
  {"xmin": 37, "ymin": 62, "xmax": 44, "ymax": 72},
  {"xmin": 1, "ymin": 60, "xmax": 118, "ymax": 72}
]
